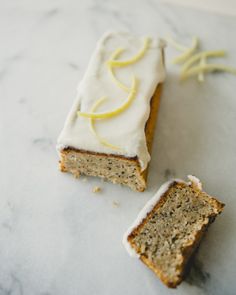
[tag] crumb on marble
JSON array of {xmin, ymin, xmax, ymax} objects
[
  {"xmin": 72, "ymin": 171, "xmax": 80, "ymax": 179},
  {"xmin": 82, "ymin": 177, "xmax": 87, "ymax": 182},
  {"xmin": 112, "ymin": 201, "xmax": 120, "ymax": 208},
  {"xmin": 93, "ymin": 186, "xmax": 102, "ymax": 193},
  {"xmin": 68, "ymin": 62, "xmax": 80, "ymax": 70}
]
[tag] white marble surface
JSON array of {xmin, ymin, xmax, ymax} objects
[
  {"xmin": 163, "ymin": 0, "xmax": 236, "ymax": 16},
  {"xmin": 0, "ymin": 0, "xmax": 236, "ymax": 294}
]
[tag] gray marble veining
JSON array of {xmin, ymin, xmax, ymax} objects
[{"xmin": 0, "ymin": 0, "xmax": 236, "ymax": 294}]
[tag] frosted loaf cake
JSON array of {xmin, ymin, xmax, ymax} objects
[{"xmin": 57, "ymin": 32, "xmax": 165, "ymax": 191}]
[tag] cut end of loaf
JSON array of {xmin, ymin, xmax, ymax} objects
[
  {"xmin": 59, "ymin": 148, "xmax": 147, "ymax": 192},
  {"xmin": 125, "ymin": 178, "xmax": 225, "ymax": 288}
]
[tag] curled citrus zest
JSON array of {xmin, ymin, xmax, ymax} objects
[
  {"xmin": 107, "ymin": 38, "xmax": 150, "ymax": 67},
  {"xmin": 77, "ymin": 77, "xmax": 138, "ymax": 119},
  {"xmin": 110, "ymin": 47, "xmax": 124, "ymax": 59},
  {"xmin": 90, "ymin": 97, "xmax": 122, "ymax": 150},
  {"xmin": 107, "ymin": 48, "xmax": 131, "ymax": 92},
  {"xmin": 108, "ymin": 66, "xmax": 131, "ymax": 92},
  {"xmin": 198, "ymin": 54, "xmax": 206, "ymax": 82},
  {"xmin": 180, "ymin": 64, "xmax": 236, "ymax": 80},
  {"xmin": 172, "ymin": 37, "xmax": 199, "ymax": 64},
  {"xmin": 181, "ymin": 50, "xmax": 226, "ymax": 73},
  {"xmin": 165, "ymin": 36, "xmax": 188, "ymax": 51}
]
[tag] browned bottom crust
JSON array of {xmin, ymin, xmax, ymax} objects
[{"xmin": 59, "ymin": 83, "xmax": 162, "ymax": 191}]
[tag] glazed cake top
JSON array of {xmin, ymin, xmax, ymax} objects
[{"xmin": 57, "ymin": 31, "xmax": 165, "ymax": 170}]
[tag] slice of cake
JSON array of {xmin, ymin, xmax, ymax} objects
[
  {"xmin": 123, "ymin": 176, "xmax": 224, "ymax": 287},
  {"xmin": 57, "ymin": 31, "xmax": 165, "ymax": 191}
]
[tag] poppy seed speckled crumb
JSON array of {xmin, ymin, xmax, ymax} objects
[{"xmin": 125, "ymin": 178, "xmax": 224, "ymax": 288}]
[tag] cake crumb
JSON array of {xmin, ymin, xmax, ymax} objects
[
  {"xmin": 112, "ymin": 201, "xmax": 120, "ymax": 208},
  {"xmin": 82, "ymin": 177, "xmax": 87, "ymax": 182},
  {"xmin": 73, "ymin": 171, "xmax": 80, "ymax": 179},
  {"xmin": 93, "ymin": 186, "xmax": 102, "ymax": 193}
]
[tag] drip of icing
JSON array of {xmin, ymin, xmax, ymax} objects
[{"xmin": 123, "ymin": 176, "xmax": 203, "ymax": 258}]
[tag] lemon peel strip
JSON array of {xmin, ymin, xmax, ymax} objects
[
  {"xmin": 108, "ymin": 66, "xmax": 131, "ymax": 92},
  {"xmin": 165, "ymin": 37, "xmax": 188, "ymax": 51},
  {"xmin": 198, "ymin": 54, "xmax": 206, "ymax": 82},
  {"xmin": 172, "ymin": 37, "xmax": 199, "ymax": 64},
  {"xmin": 181, "ymin": 50, "xmax": 226, "ymax": 73},
  {"xmin": 107, "ymin": 48, "xmax": 131, "ymax": 92},
  {"xmin": 110, "ymin": 47, "xmax": 124, "ymax": 60},
  {"xmin": 90, "ymin": 97, "xmax": 122, "ymax": 150},
  {"xmin": 180, "ymin": 64, "xmax": 236, "ymax": 80},
  {"xmin": 107, "ymin": 38, "xmax": 150, "ymax": 67},
  {"xmin": 77, "ymin": 77, "xmax": 138, "ymax": 119}
]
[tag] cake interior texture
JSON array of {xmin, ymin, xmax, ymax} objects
[
  {"xmin": 59, "ymin": 83, "xmax": 162, "ymax": 192},
  {"xmin": 60, "ymin": 149, "xmax": 146, "ymax": 191},
  {"xmin": 128, "ymin": 182, "xmax": 224, "ymax": 287}
]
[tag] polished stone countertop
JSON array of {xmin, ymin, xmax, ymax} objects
[{"xmin": 0, "ymin": 0, "xmax": 236, "ymax": 294}]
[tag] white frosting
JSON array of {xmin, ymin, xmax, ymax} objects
[
  {"xmin": 187, "ymin": 174, "xmax": 202, "ymax": 190},
  {"xmin": 57, "ymin": 31, "xmax": 165, "ymax": 170},
  {"xmin": 122, "ymin": 176, "xmax": 203, "ymax": 258}
]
